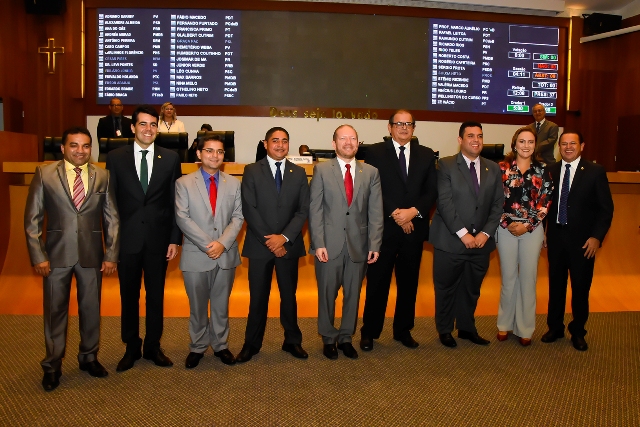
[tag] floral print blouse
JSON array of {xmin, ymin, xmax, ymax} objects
[{"xmin": 498, "ymin": 160, "xmax": 553, "ymax": 232}]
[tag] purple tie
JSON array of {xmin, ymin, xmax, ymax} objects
[{"xmin": 469, "ymin": 161, "xmax": 479, "ymax": 196}]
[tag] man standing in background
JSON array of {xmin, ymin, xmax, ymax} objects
[
  {"xmin": 530, "ymin": 103, "xmax": 559, "ymax": 164},
  {"xmin": 97, "ymin": 97, "xmax": 134, "ymax": 140}
]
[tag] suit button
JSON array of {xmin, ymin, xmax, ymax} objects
[
  {"xmin": 214, "ymin": 228, "xmax": 218, "ymax": 231},
  {"xmin": 346, "ymin": 212, "xmax": 350, "ymax": 215}
]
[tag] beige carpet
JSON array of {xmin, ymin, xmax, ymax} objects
[{"xmin": 0, "ymin": 313, "xmax": 639, "ymax": 426}]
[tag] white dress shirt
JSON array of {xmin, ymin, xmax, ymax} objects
[{"xmin": 134, "ymin": 141, "xmax": 155, "ymax": 185}]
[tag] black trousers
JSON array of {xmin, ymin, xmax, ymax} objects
[
  {"xmin": 244, "ymin": 257, "xmax": 302, "ymax": 349},
  {"xmin": 118, "ymin": 249, "xmax": 169, "ymax": 353},
  {"xmin": 362, "ymin": 238, "xmax": 423, "ymax": 339},
  {"xmin": 547, "ymin": 227, "xmax": 595, "ymax": 338},
  {"xmin": 433, "ymin": 248, "xmax": 490, "ymax": 334}
]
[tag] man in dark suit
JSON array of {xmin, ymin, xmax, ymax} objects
[
  {"xmin": 360, "ymin": 110, "xmax": 437, "ymax": 351},
  {"xmin": 429, "ymin": 121, "xmax": 504, "ymax": 348},
  {"xmin": 97, "ymin": 97, "xmax": 134, "ymax": 140},
  {"xmin": 530, "ymin": 103, "xmax": 559, "ymax": 164},
  {"xmin": 106, "ymin": 105, "xmax": 183, "ymax": 371},
  {"xmin": 541, "ymin": 131, "xmax": 614, "ymax": 351},
  {"xmin": 25, "ymin": 127, "xmax": 119, "ymax": 391},
  {"xmin": 309, "ymin": 124, "xmax": 383, "ymax": 360},
  {"xmin": 237, "ymin": 127, "xmax": 310, "ymax": 363}
]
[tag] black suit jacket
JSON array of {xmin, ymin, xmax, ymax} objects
[
  {"xmin": 546, "ymin": 158, "xmax": 614, "ymax": 247},
  {"xmin": 106, "ymin": 144, "xmax": 183, "ymax": 255},
  {"xmin": 97, "ymin": 115, "xmax": 134, "ymax": 140},
  {"xmin": 241, "ymin": 157, "xmax": 309, "ymax": 259},
  {"xmin": 365, "ymin": 139, "xmax": 437, "ymax": 243}
]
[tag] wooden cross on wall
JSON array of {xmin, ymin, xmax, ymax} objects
[{"xmin": 38, "ymin": 38, "xmax": 64, "ymax": 74}]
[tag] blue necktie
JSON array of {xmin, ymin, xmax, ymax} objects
[
  {"xmin": 275, "ymin": 161, "xmax": 282, "ymax": 193},
  {"xmin": 469, "ymin": 161, "xmax": 479, "ymax": 196},
  {"xmin": 558, "ymin": 164, "xmax": 571, "ymax": 225},
  {"xmin": 399, "ymin": 146, "xmax": 407, "ymax": 182}
]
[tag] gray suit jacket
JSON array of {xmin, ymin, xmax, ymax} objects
[
  {"xmin": 24, "ymin": 161, "xmax": 120, "ymax": 268},
  {"xmin": 175, "ymin": 169, "xmax": 243, "ymax": 272},
  {"xmin": 531, "ymin": 120, "xmax": 559, "ymax": 164},
  {"xmin": 429, "ymin": 153, "xmax": 504, "ymax": 255},
  {"xmin": 309, "ymin": 158, "xmax": 383, "ymax": 262}
]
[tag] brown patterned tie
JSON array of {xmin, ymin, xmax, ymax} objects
[{"xmin": 72, "ymin": 167, "xmax": 85, "ymax": 210}]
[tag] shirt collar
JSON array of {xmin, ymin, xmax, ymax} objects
[
  {"xmin": 134, "ymin": 141, "xmax": 154, "ymax": 154},
  {"xmin": 64, "ymin": 160, "xmax": 88, "ymax": 172},
  {"xmin": 201, "ymin": 168, "xmax": 219, "ymax": 182},
  {"xmin": 336, "ymin": 156, "xmax": 355, "ymax": 170},
  {"xmin": 537, "ymin": 118, "xmax": 546, "ymax": 126},
  {"xmin": 392, "ymin": 139, "xmax": 410, "ymax": 151},
  {"xmin": 561, "ymin": 156, "xmax": 581, "ymax": 169}
]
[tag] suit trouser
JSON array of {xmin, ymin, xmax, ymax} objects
[
  {"xmin": 118, "ymin": 248, "xmax": 169, "ymax": 353},
  {"xmin": 362, "ymin": 237, "xmax": 423, "ymax": 339},
  {"xmin": 183, "ymin": 267, "xmax": 235, "ymax": 353},
  {"xmin": 244, "ymin": 256, "xmax": 302, "ymax": 349},
  {"xmin": 433, "ymin": 248, "xmax": 490, "ymax": 334},
  {"xmin": 41, "ymin": 264, "xmax": 102, "ymax": 373},
  {"xmin": 546, "ymin": 226, "xmax": 595, "ymax": 338},
  {"xmin": 496, "ymin": 226, "xmax": 544, "ymax": 339},
  {"xmin": 316, "ymin": 241, "xmax": 367, "ymax": 345}
]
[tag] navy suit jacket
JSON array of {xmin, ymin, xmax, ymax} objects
[{"xmin": 106, "ymin": 144, "xmax": 183, "ymax": 255}]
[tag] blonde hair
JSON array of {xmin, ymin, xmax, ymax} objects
[{"xmin": 160, "ymin": 102, "xmax": 177, "ymax": 122}]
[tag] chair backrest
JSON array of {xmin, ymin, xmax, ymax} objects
[
  {"xmin": 155, "ymin": 132, "xmax": 189, "ymax": 162},
  {"xmin": 195, "ymin": 131, "xmax": 235, "ymax": 162},
  {"xmin": 308, "ymin": 149, "xmax": 336, "ymax": 161},
  {"xmin": 480, "ymin": 144, "xmax": 505, "ymax": 162},
  {"xmin": 98, "ymin": 137, "xmax": 134, "ymax": 162},
  {"xmin": 42, "ymin": 136, "xmax": 64, "ymax": 161}
]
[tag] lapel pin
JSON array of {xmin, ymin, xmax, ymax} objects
[
  {"xmin": 289, "ymin": 169, "xmax": 292, "ymax": 172},
  {"xmin": 158, "ymin": 155, "xmax": 162, "ymax": 159},
  {"xmin": 485, "ymin": 168, "xmax": 488, "ymax": 171},
  {"xmin": 359, "ymin": 170, "xmax": 362, "ymax": 173},
  {"xmin": 223, "ymin": 179, "xmax": 226, "ymax": 182},
  {"xmin": 580, "ymin": 166, "xmax": 584, "ymax": 170}
]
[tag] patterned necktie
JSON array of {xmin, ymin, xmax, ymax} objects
[
  {"xmin": 275, "ymin": 161, "xmax": 282, "ymax": 193},
  {"xmin": 469, "ymin": 161, "xmax": 480, "ymax": 196},
  {"xmin": 72, "ymin": 167, "xmax": 85, "ymax": 210},
  {"xmin": 399, "ymin": 146, "xmax": 408, "ymax": 182},
  {"xmin": 345, "ymin": 164, "xmax": 353, "ymax": 206},
  {"xmin": 209, "ymin": 175, "xmax": 217, "ymax": 216},
  {"xmin": 536, "ymin": 122, "xmax": 541, "ymax": 134},
  {"xmin": 140, "ymin": 150, "xmax": 149, "ymax": 194},
  {"xmin": 558, "ymin": 164, "xmax": 571, "ymax": 225}
]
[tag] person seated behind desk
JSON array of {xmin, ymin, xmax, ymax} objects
[{"xmin": 158, "ymin": 102, "xmax": 186, "ymax": 133}]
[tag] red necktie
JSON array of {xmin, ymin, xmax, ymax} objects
[
  {"xmin": 72, "ymin": 167, "xmax": 85, "ymax": 210},
  {"xmin": 209, "ymin": 176, "xmax": 217, "ymax": 216},
  {"xmin": 345, "ymin": 164, "xmax": 353, "ymax": 206}
]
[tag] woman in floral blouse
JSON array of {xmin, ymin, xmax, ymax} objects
[{"xmin": 496, "ymin": 126, "xmax": 553, "ymax": 346}]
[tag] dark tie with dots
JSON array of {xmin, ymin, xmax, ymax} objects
[
  {"xmin": 558, "ymin": 164, "xmax": 571, "ymax": 225},
  {"xmin": 275, "ymin": 162, "xmax": 282, "ymax": 193},
  {"xmin": 399, "ymin": 146, "xmax": 408, "ymax": 182}
]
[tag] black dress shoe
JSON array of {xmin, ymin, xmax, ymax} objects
[
  {"xmin": 394, "ymin": 333, "xmax": 419, "ymax": 349},
  {"xmin": 541, "ymin": 330, "xmax": 565, "ymax": 343},
  {"xmin": 235, "ymin": 344, "xmax": 259, "ymax": 363},
  {"xmin": 42, "ymin": 371, "xmax": 61, "ymax": 391},
  {"xmin": 116, "ymin": 349, "xmax": 142, "ymax": 372},
  {"xmin": 571, "ymin": 335, "xmax": 588, "ymax": 351},
  {"xmin": 359, "ymin": 335, "xmax": 373, "ymax": 352},
  {"xmin": 143, "ymin": 348, "xmax": 173, "ymax": 367},
  {"xmin": 323, "ymin": 343, "xmax": 338, "ymax": 360},
  {"xmin": 337, "ymin": 342, "xmax": 358, "ymax": 359},
  {"xmin": 185, "ymin": 352, "xmax": 204, "ymax": 369},
  {"xmin": 79, "ymin": 360, "xmax": 108, "ymax": 377},
  {"xmin": 281, "ymin": 343, "xmax": 309, "ymax": 359},
  {"xmin": 439, "ymin": 333, "xmax": 457, "ymax": 348},
  {"xmin": 458, "ymin": 330, "xmax": 490, "ymax": 345},
  {"xmin": 214, "ymin": 348, "xmax": 236, "ymax": 365}
]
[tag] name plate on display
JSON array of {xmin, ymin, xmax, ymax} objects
[{"xmin": 286, "ymin": 156, "xmax": 313, "ymax": 164}]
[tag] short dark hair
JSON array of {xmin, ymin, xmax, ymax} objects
[
  {"xmin": 200, "ymin": 123, "xmax": 213, "ymax": 132},
  {"xmin": 389, "ymin": 109, "xmax": 414, "ymax": 125},
  {"xmin": 132, "ymin": 105, "xmax": 159, "ymax": 125},
  {"xmin": 62, "ymin": 126, "xmax": 92, "ymax": 145},
  {"xmin": 265, "ymin": 127, "xmax": 289, "ymax": 141},
  {"xmin": 559, "ymin": 130, "xmax": 584, "ymax": 145},
  {"xmin": 459, "ymin": 121, "xmax": 483, "ymax": 137},
  {"xmin": 197, "ymin": 134, "xmax": 224, "ymax": 151}
]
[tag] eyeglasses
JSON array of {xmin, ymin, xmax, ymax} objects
[
  {"xmin": 201, "ymin": 148, "xmax": 225, "ymax": 155},
  {"xmin": 392, "ymin": 122, "xmax": 415, "ymax": 128}
]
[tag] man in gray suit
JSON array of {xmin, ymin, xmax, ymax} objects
[
  {"xmin": 531, "ymin": 103, "xmax": 559, "ymax": 164},
  {"xmin": 24, "ymin": 127, "xmax": 119, "ymax": 391},
  {"xmin": 309, "ymin": 124, "xmax": 383, "ymax": 360},
  {"xmin": 175, "ymin": 135, "xmax": 243, "ymax": 369},
  {"xmin": 429, "ymin": 121, "xmax": 504, "ymax": 348}
]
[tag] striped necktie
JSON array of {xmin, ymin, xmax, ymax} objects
[{"xmin": 72, "ymin": 167, "xmax": 85, "ymax": 210}]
